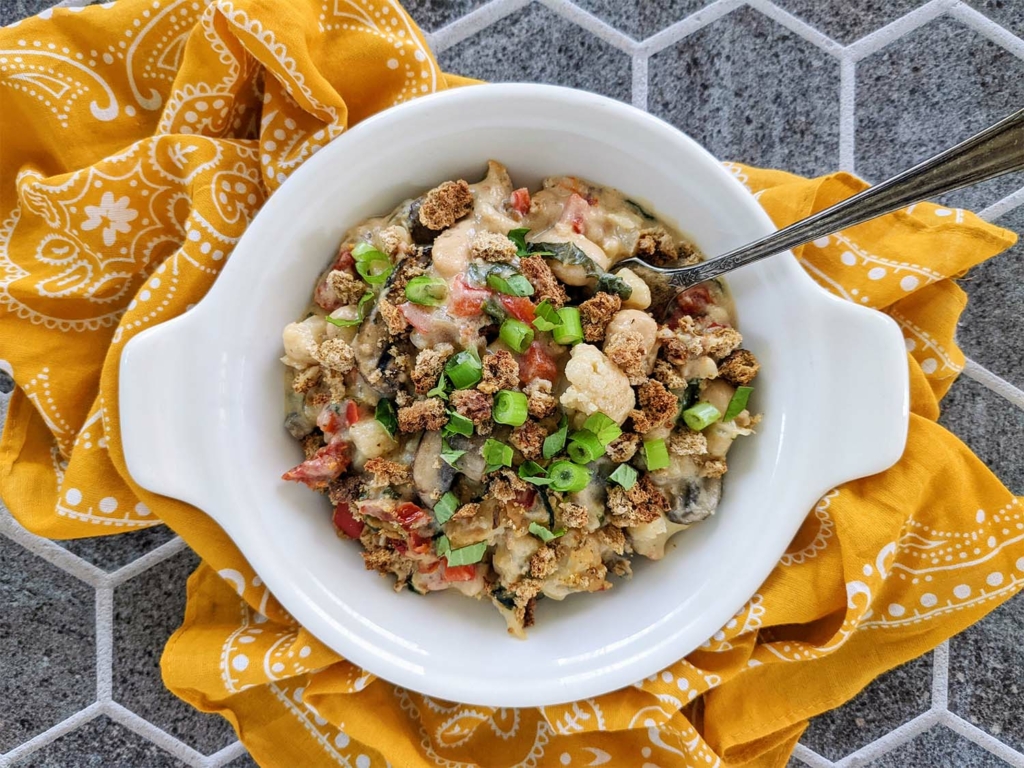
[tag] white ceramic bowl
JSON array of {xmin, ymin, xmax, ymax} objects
[{"xmin": 120, "ymin": 84, "xmax": 909, "ymax": 707}]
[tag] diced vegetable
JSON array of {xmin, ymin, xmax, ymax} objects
[
  {"xmin": 532, "ymin": 300, "xmax": 560, "ymax": 332},
  {"xmin": 445, "ymin": 541, "xmax": 487, "ymax": 567},
  {"xmin": 433, "ymin": 492, "xmax": 459, "ymax": 525},
  {"xmin": 445, "ymin": 349, "xmax": 483, "ymax": 390},
  {"xmin": 498, "ymin": 295, "xmax": 536, "ymax": 323},
  {"xmin": 567, "ymin": 430, "xmax": 602, "ymax": 465},
  {"xmin": 608, "ymin": 463, "xmax": 638, "ymax": 490},
  {"xmin": 518, "ymin": 342, "xmax": 558, "ymax": 383},
  {"xmin": 552, "ymin": 307, "xmax": 583, "ymax": 345},
  {"xmin": 345, "ymin": 401, "xmax": 360, "ymax": 425},
  {"xmin": 442, "ymin": 563, "xmax": 477, "ymax": 582},
  {"xmin": 682, "ymin": 402, "xmax": 722, "ymax": 431},
  {"xmin": 643, "ymin": 438, "xmax": 670, "ymax": 471},
  {"xmin": 528, "ymin": 521, "xmax": 565, "ymax": 543},
  {"xmin": 324, "ymin": 291, "xmax": 373, "ymax": 327},
  {"xmin": 440, "ymin": 436, "xmax": 465, "ymax": 468},
  {"xmin": 405, "ymin": 275, "xmax": 448, "ymax": 306},
  {"xmin": 500, "ymin": 318, "xmax": 534, "ymax": 353},
  {"xmin": 450, "ymin": 275, "xmax": 491, "ymax": 317},
  {"xmin": 427, "ymin": 375, "xmax": 449, "ymax": 400},
  {"xmin": 518, "ymin": 461, "xmax": 554, "ymax": 486},
  {"xmin": 435, "ymin": 534, "xmax": 451, "ymax": 557},
  {"xmin": 483, "ymin": 438, "xmax": 513, "ymax": 472},
  {"xmin": 510, "ymin": 188, "xmax": 531, "ymax": 216},
  {"xmin": 444, "ymin": 411, "xmax": 474, "ymax": 437},
  {"xmin": 394, "ymin": 502, "xmax": 428, "ymax": 530},
  {"xmin": 723, "ymin": 386, "xmax": 754, "ymax": 421},
  {"xmin": 332, "ymin": 502, "xmax": 364, "ymax": 539},
  {"xmin": 543, "ymin": 413, "xmax": 569, "ymax": 459},
  {"xmin": 583, "ymin": 412, "xmax": 621, "ymax": 446},
  {"xmin": 493, "ymin": 390, "xmax": 528, "ymax": 426},
  {"xmin": 487, "ymin": 270, "xmax": 534, "ymax": 297},
  {"xmin": 548, "ymin": 461, "xmax": 590, "ymax": 493},
  {"xmin": 374, "ymin": 398, "xmax": 398, "ymax": 437}
]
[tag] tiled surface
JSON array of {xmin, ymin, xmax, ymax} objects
[{"xmin": 2, "ymin": 1, "xmax": 1024, "ymax": 768}]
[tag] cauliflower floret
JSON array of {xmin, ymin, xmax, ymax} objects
[
  {"xmin": 281, "ymin": 315, "xmax": 328, "ymax": 369},
  {"xmin": 559, "ymin": 343, "xmax": 635, "ymax": 424}
]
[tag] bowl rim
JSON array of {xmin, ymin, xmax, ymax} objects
[{"xmin": 120, "ymin": 83, "xmax": 910, "ymax": 706}]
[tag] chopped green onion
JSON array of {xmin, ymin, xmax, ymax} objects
[
  {"xmin": 440, "ymin": 437, "xmax": 465, "ymax": 468},
  {"xmin": 644, "ymin": 438, "xmax": 670, "ymax": 471},
  {"xmin": 483, "ymin": 295, "xmax": 508, "ymax": 322},
  {"xmin": 507, "ymin": 228, "xmax": 530, "ymax": 257},
  {"xmin": 426, "ymin": 375, "xmax": 449, "ymax": 400},
  {"xmin": 543, "ymin": 413, "xmax": 568, "ymax": 459},
  {"xmin": 552, "ymin": 307, "xmax": 583, "ymax": 345},
  {"xmin": 435, "ymin": 534, "xmax": 451, "ymax": 557},
  {"xmin": 483, "ymin": 438, "xmax": 513, "ymax": 473},
  {"xmin": 444, "ymin": 350, "xmax": 483, "ymax": 390},
  {"xmin": 499, "ymin": 318, "xmax": 535, "ymax": 353},
  {"xmin": 324, "ymin": 291, "xmax": 373, "ymax": 328},
  {"xmin": 493, "ymin": 390, "xmax": 528, "ymax": 427},
  {"xmin": 375, "ymin": 398, "xmax": 398, "ymax": 437},
  {"xmin": 528, "ymin": 521, "xmax": 565, "ymax": 543},
  {"xmin": 567, "ymin": 430, "xmax": 603, "ymax": 465},
  {"xmin": 679, "ymin": 379, "xmax": 701, "ymax": 412},
  {"xmin": 723, "ymin": 386, "xmax": 754, "ymax": 421},
  {"xmin": 351, "ymin": 241, "xmax": 379, "ymax": 259},
  {"xmin": 487, "ymin": 271, "xmax": 535, "ymax": 297},
  {"xmin": 518, "ymin": 461, "xmax": 554, "ymax": 486},
  {"xmin": 548, "ymin": 461, "xmax": 590, "ymax": 493},
  {"xmin": 532, "ymin": 299, "xmax": 560, "ymax": 332},
  {"xmin": 405, "ymin": 275, "xmax": 448, "ymax": 306},
  {"xmin": 582, "ymin": 412, "xmax": 622, "ymax": 446},
  {"xmin": 608, "ymin": 463, "xmax": 638, "ymax": 490},
  {"xmin": 355, "ymin": 255, "xmax": 392, "ymax": 285},
  {"xmin": 444, "ymin": 411, "xmax": 474, "ymax": 437},
  {"xmin": 433, "ymin": 492, "xmax": 459, "ymax": 525},
  {"xmin": 445, "ymin": 541, "xmax": 487, "ymax": 567},
  {"xmin": 682, "ymin": 402, "xmax": 723, "ymax": 431}
]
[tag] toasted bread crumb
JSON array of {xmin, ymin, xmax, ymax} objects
[
  {"xmin": 652, "ymin": 359, "xmax": 688, "ymax": 389},
  {"xmin": 302, "ymin": 433, "xmax": 323, "ymax": 459},
  {"xmin": 607, "ymin": 475, "xmax": 668, "ymax": 527},
  {"xmin": 559, "ymin": 502, "xmax": 589, "ymax": 529},
  {"xmin": 322, "ymin": 368, "xmax": 347, "ymax": 403},
  {"xmin": 378, "ymin": 225, "xmax": 410, "ymax": 257},
  {"xmin": 605, "ymin": 330, "xmax": 648, "ymax": 385},
  {"xmin": 449, "ymin": 389, "xmax": 494, "ymax": 425},
  {"xmin": 378, "ymin": 298, "xmax": 408, "ymax": 336},
  {"xmin": 524, "ymin": 379, "xmax": 558, "ymax": 419},
  {"xmin": 510, "ymin": 420, "xmax": 548, "ymax": 461},
  {"xmin": 452, "ymin": 502, "xmax": 480, "ymax": 521},
  {"xmin": 703, "ymin": 326, "xmax": 743, "ymax": 360},
  {"xmin": 418, "ymin": 180, "xmax": 473, "ymax": 231},
  {"xmin": 636, "ymin": 227, "xmax": 678, "ymax": 266},
  {"xmin": 605, "ymin": 432, "xmax": 640, "ymax": 463},
  {"xmin": 657, "ymin": 319, "xmax": 703, "ymax": 365},
  {"xmin": 630, "ymin": 379, "xmax": 678, "ymax": 434},
  {"xmin": 669, "ymin": 429, "xmax": 708, "ymax": 457},
  {"xmin": 315, "ymin": 338, "xmax": 356, "ymax": 373},
  {"xmin": 529, "ymin": 546, "xmax": 559, "ymax": 578},
  {"xmin": 489, "ymin": 468, "xmax": 531, "ymax": 503},
  {"xmin": 292, "ymin": 365, "xmax": 322, "ymax": 394},
  {"xmin": 326, "ymin": 270, "xmax": 367, "ymax": 305},
  {"xmin": 364, "ymin": 458, "xmax": 411, "ymax": 487},
  {"xmin": 717, "ymin": 348, "xmax": 760, "ymax": 386},
  {"xmin": 397, "ymin": 398, "xmax": 447, "ymax": 433},
  {"xmin": 520, "ymin": 255, "xmax": 568, "ymax": 308},
  {"xmin": 698, "ymin": 457, "xmax": 728, "ymax": 478},
  {"xmin": 411, "ymin": 344, "xmax": 454, "ymax": 395},
  {"xmin": 478, "ymin": 350, "xmax": 520, "ymax": 395},
  {"xmin": 580, "ymin": 293, "xmax": 622, "ymax": 343},
  {"xmin": 471, "ymin": 231, "xmax": 518, "ymax": 263}
]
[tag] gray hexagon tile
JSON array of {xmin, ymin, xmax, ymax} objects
[
  {"xmin": 648, "ymin": 6, "xmax": 840, "ymax": 177},
  {"xmin": 571, "ymin": 0, "xmax": 708, "ymax": 41},
  {"xmin": 949, "ymin": 592, "xmax": 1024, "ymax": 752},
  {"xmin": 402, "ymin": 0, "xmax": 489, "ymax": 32},
  {"xmin": 771, "ymin": 0, "xmax": 929, "ymax": 45},
  {"xmin": 113, "ymin": 548, "xmax": 237, "ymax": 755},
  {"xmin": 8, "ymin": 716, "xmax": 189, "ymax": 768},
  {"xmin": 436, "ymin": 3, "xmax": 632, "ymax": 102},
  {"xmin": 938, "ymin": 377, "xmax": 1024, "ymax": 496},
  {"xmin": 0, "ymin": 534, "xmax": 95, "ymax": 752},
  {"xmin": 798, "ymin": 653, "xmax": 933, "ymax": 761},
  {"xmin": 969, "ymin": 0, "xmax": 1024, "ymax": 39},
  {"xmin": 865, "ymin": 726, "xmax": 1012, "ymax": 767},
  {"xmin": 0, "ymin": 370, "xmax": 12, "ymax": 394},
  {"xmin": 57, "ymin": 526, "xmax": 179, "ymax": 572},
  {"xmin": 957, "ymin": 205, "xmax": 1024, "ymax": 392},
  {"xmin": 855, "ymin": 15, "xmax": 1024, "ymax": 212}
]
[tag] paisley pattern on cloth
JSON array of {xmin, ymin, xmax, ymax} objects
[{"xmin": 0, "ymin": 2, "xmax": 1022, "ymax": 766}]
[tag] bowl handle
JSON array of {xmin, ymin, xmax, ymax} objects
[
  {"xmin": 118, "ymin": 314, "xmax": 212, "ymax": 507},
  {"xmin": 814, "ymin": 297, "xmax": 911, "ymax": 485}
]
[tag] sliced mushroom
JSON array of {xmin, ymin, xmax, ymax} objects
[
  {"xmin": 284, "ymin": 389, "xmax": 315, "ymax": 439},
  {"xmin": 666, "ymin": 476, "xmax": 722, "ymax": 525},
  {"xmin": 448, "ymin": 433, "xmax": 487, "ymax": 483},
  {"xmin": 412, "ymin": 430, "xmax": 455, "ymax": 509}
]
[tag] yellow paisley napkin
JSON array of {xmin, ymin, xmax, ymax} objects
[{"xmin": 1, "ymin": 1, "xmax": 1022, "ymax": 766}]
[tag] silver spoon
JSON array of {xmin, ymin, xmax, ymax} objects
[{"xmin": 615, "ymin": 108, "xmax": 1024, "ymax": 295}]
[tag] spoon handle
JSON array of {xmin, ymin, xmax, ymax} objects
[{"xmin": 672, "ymin": 107, "xmax": 1024, "ymax": 288}]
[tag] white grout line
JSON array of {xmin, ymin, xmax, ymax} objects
[
  {"xmin": 428, "ymin": 0, "xmax": 531, "ymax": 54},
  {"xmin": 108, "ymin": 535, "xmax": 188, "ymax": 587},
  {"xmin": 838, "ymin": 57, "xmax": 856, "ymax": 173},
  {"xmin": 0, "ymin": 702, "xmax": 104, "ymax": 764},
  {"xmin": 833, "ymin": 710, "xmax": 942, "ymax": 767},
  {"xmin": 746, "ymin": 0, "xmax": 844, "ymax": 54},
  {"xmin": 947, "ymin": 1, "xmax": 1024, "ymax": 60},
  {"xmin": 791, "ymin": 743, "xmax": 836, "ymax": 767},
  {"xmin": 962, "ymin": 358, "xmax": 1024, "ymax": 412},
  {"xmin": 930, "ymin": 641, "xmax": 949, "ymax": 711},
  {"xmin": 941, "ymin": 713, "xmax": 1024, "ymax": 767},
  {"xmin": 638, "ymin": 0, "xmax": 745, "ymax": 56},
  {"xmin": 631, "ymin": 54, "xmax": 648, "ymax": 111},
  {"xmin": 96, "ymin": 587, "xmax": 114, "ymax": 703},
  {"xmin": 203, "ymin": 741, "xmax": 248, "ymax": 767},
  {"xmin": 538, "ymin": 0, "xmax": 638, "ymax": 54},
  {"xmin": 0, "ymin": 506, "xmax": 107, "ymax": 588},
  {"xmin": 103, "ymin": 701, "xmax": 209, "ymax": 768},
  {"xmin": 978, "ymin": 185, "xmax": 1024, "ymax": 222},
  {"xmin": 846, "ymin": 0, "xmax": 956, "ymax": 61}
]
